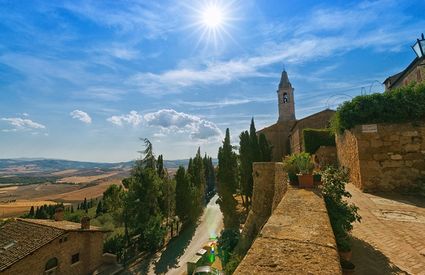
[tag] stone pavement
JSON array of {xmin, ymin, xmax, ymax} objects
[{"xmin": 347, "ymin": 184, "xmax": 425, "ymax": 275}]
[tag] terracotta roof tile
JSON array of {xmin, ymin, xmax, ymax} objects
[{"xmin": 0, "ymin": 219, "xmax": 64, "ymax": 271}]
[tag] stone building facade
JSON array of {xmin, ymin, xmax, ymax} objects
[
  {"xmin": 288, "ymin": 109, "xmax": 335, "ymax": 154},
  {"xmin": 384, "ymin": 34, "xmax": 425, "ymax": 91},
  {"xmin": 0, "ymin": 217, "xmax": 121, "ymax": 275},
  {"xmin": 336, "ymin": 122, "xmax": 425, "ymax": 192},
  {"xmin": 258, "ymin": 70, "xmax": 335, "ymax": 160}
]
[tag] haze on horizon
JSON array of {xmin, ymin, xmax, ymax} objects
[{"xmin": 1, "ymin": 0, "xmax": 424, "ymax": 162}]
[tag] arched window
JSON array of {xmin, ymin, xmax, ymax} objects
[
  {"xmin": 283, "ymin": 92, "xmax": 289, "ymax": 103},
  {"xmin": 45, "ymin": 257, "xmax": 58, "ymax": 274}
]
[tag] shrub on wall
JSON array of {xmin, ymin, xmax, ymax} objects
[
  {"xmin": 303, "ymin": 128, "xmax": 336, "ymax": 154},
  {"xmin": 331, "ymin": 83, "xmax": 425, "ymax": 133}
]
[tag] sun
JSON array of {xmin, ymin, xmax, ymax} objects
[
  {"xmin": 201, "ymin": 5, "xmax": 224, "ymax": 29},
  {"xmin": 185, "ymin": 0, "xmax": 238, "ymax": 50}
]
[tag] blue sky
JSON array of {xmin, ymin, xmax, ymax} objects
[{"xmin": 0, "ymin": 0, "xmax": 424, "ymax": 162}]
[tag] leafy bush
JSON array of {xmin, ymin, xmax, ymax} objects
[
  {"xmin": 303, "ymin": 128, "xmax": 336, "ymax": 154},
  {"xmin": 104, "ymin": 234, "xmax": 126, "ymax": 262},
  {"xmin": 320, "ymin": 167, "xmax": 361, "ymax": 251},
  {"xmin": 293, "ymin": 152, "xmax": 314, "ymax": 175},
  {"xmin": 282, "ymin": 154, "xmax": 300, "ymax": 175},
  {"xmin": 331, "ymin": 83, "xmax": 425, "ymax": 133}
]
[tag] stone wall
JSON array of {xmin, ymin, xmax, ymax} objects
[
  {"xmin": 3, "ymin": 231, "xmax": 105, "ymax": 275},
  {"xmin": 234, "ymin": 187, "xmax": 341, "ymax": 274},
  {"xmin": 237, "ymin": 162, "xmax": 287, "ymax": 253},
  {"xmin": 336, "ymin": 122, "xmax": 425, "ymax": 192},
  {"xmin": 314, "ymin": 146, "xmax": 338, "ymax": 168}
]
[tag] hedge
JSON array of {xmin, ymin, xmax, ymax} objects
[
  {"xmin": 303, "ymin": 128, "xmax": 336, "ymax": 154},
  {"xmin": 331, "ymin": 83, "xmax": 425, "ymax": 133}
]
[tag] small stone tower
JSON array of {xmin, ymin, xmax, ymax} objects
[{"xmin": 277, "ymin": 70, "xmax": 296, "ymax": 122}]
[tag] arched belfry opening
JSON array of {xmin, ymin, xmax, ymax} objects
[{"xmin": 283, "ymin": 92, "xmax": 289, "ymax": 103}]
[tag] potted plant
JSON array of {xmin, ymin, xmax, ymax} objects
[
  {"xmin": 282, "ymin": 155, "xmax": 299, "ymax": 185},
  {"xmin": 340, "ymin": 258, "xmax": 355, "ymax": 274},
  {"xmin": 294, "ymin": 153, "xmax": 314, "ymax": 188}
]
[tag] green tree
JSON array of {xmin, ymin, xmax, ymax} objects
[
  {"xmin": 175, "ymin": 166, "xmax": 193, "ymax": 223},
  {"xmin": 249, "ymin": 118, "xmax": 261, "ymax": 161},
  {"xmin": 258, "ymin": 133, "xmax": 272, "ymax": 161},
  {"xmin": 29, "ymin": 206, "xmax": 35, "ymax": 217},
  {"xmin": 83, "ymin": 198, "xmax": 87, "ymax": 212},
  {"xmin": 189, "ymin": 148, "xmax": 206, "ymax": 212},
  {"xmin": 96, "ymin": 200, "xmax": 103, "ymax": 217},
  {"xmin": 203, "ymin": 154, "xmax": 216, "ymax": 200},
  {"xmin": 157, "ymin": 154, "xmax": 166, "ymax": 178},
  {"xmin": 124, "ymin": 140, "xmax": 165, "ymax": 252},
  {"xmin": 217, "ymin": 128, "xmax": 239, "ymax": 229},
  {"xmin": 239, "ymin": 130, "xmax": 252, "ymax": 207},
  {"xmin": 138, "ymin": 138, "xmax": 156, "ymax": 169}
]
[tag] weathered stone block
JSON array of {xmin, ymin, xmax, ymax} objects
[
  {"xmin": 373, "ymin": 153, "xmax": 388, "ymax": 161},
  {"xmin": 389, "ymin": 135, "xmax": 399, "ymax": 141},
  {"xmin": 403, "ymin": 131, "xmax": 419, "ymax": 137},
  {"xmin": 371, "ymin": 140, "xmax": 383, "ymax": 148},
  {"xmin": 381, "ymin": 160, "xmax": 404, "ymax": 168},
  {"xmin": 390, "ymin": 154, "xmax": 403, "ymax": 160},
  {"xmin": 404, "ymin": 144, "xmax": 420, "ymax": 153}
]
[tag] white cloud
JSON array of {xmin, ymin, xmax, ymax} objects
[
  {"xmin": 70, "ymin": 110, "xmax": 92, "ymax": 124},
  {"xmin": 144, "ymin": 109, "xmax": 223, "ymax": 141},
  {"xmin": 107, "ymin": 111, "xmax": 143, "ymax": 126},
  {"xmin": 177, "ymin": 96, "xmax": 275, "ymax": 109},
  {"xmin": 1, "ymin": 117, "xmax": 46, "ymax": 131}
]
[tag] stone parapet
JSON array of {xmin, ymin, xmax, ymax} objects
[
  {"xmin": 237, "ymin": 162, "xmax": 287, "ymax": 254},
  {"xmin": 234, "ymin": 187, "xmax": 341, "ymax": 274}
]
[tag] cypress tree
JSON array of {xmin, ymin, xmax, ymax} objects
[
  {"xmin": 249, "ymin": 118, "xmax": 261, "ymax": 161},
  {"xmin": 190, "ymin": 148, "xmax": 206, "ymax": 209},
  {"xmin": 239, "ymin": 130, "xmax": 252, "ymax": 206},
  {"xmin": 175, "ymin": 166, "xmax": 193, "ymax": 223},
  {"xmin": 217, "ymin": 128, "xmax": 239, "ymax": 229},
  {"xmin": 157, "ymin": 154, "xmax": 165, "ymax": 178},
  {"xmin": 29, "ymin": 206, "xmax": 35, "ymax": 217},
  {"xmin": 96, "ymin": 200, "xmax": 103, "ymax": 217},
  {"xmin": 258, "ymin": 133, "xmax": 273, "ymax": 161}
]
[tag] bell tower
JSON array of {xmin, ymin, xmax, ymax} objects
[{"xmin": 277, "ymin": 70, "xmax": 296, "ymax": 122}]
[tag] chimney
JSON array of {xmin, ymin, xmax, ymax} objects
[
  {"xmin": 81, "ymin": 216, "xmax": 91, "ymax": 230},
  {"xmin": 54, "ymin": 207, "xmax": 64, "ymax": 221}
]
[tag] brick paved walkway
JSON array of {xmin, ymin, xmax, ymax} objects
[{"xmin": 347, "ymin": 184, "xmax": 425, "ymax": 275}]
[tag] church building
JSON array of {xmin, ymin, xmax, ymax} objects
[{"xmin": 258, "ymin": 70, "xmax": 335, "ymax": 161}]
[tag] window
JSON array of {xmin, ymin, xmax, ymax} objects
[
  {"xmin": 71, "ymin": 253, "xmax": 79, "ymax": 265},
  {"xmin": 283, "ymin": 92, "xmax": 289, "ymax": 103},
  {"xmin": 45, "ymin": 257, "xmax": 58, "ymax": 274}
]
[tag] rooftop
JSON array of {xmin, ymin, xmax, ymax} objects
[{"xmin": 0, "ymin": 218, "xmax": 107, "ymax": 272}]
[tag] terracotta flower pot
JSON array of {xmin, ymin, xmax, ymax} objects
[{"xmin": 298, "ymin": 174, "xmax": 314, "ymax": 188}]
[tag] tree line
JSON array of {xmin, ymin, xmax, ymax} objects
[{"xmin": 216, "ymin": 118, "xmax": 273, "ymax": 273}]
